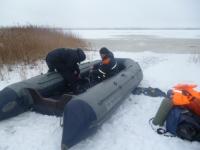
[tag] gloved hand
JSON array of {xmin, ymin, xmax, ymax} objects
[{"xmin": 74, "ymin": 70, "xmax": 81, "ymax": 80}]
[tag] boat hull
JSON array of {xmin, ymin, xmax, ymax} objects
[
  {"xmin": 61, "ymin": 58, "xmax": 143, "ymax": 148},
  {"xmin": 0, "ymin": 61, "xmax": 98, "ymax": 120}
]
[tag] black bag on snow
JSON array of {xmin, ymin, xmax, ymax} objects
[{"xmin": 166, "ymin": 107, "xmax": 200, "ymax": 141}]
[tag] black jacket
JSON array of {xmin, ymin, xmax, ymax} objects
[
  {"xmin": 46, "ymin": 48, "xmax": 85, "ymax": 74},
  {"xmin": 93, "ymin": 48, "xmax": 119, "ymax": 80}
]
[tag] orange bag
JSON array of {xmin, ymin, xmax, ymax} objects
[{"xmin": 172, "ymin": 84, "xmax": 200, "ymax": 116}]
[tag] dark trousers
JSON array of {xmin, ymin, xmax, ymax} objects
[{"xmin": 46, "ymin": 59, "xmax": 77, "ymax": 92}]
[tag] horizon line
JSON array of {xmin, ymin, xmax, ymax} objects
[
  {"xmin": 59, "ymin": 27, "xmax": 200, "ymax": 30},
  {"xmin": 1, "ymin": 26, "xmax": 200, "ymax": 30}
]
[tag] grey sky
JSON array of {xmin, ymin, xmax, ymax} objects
[{"xmin": 0, "ymin": 0, "xmax": 200, "ymax": 28}]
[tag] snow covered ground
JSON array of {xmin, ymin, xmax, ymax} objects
[{"xmin": 0, "ymin": 51, "xmax": 200, "ymax": 150}]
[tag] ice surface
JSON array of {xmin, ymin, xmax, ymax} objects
[{"xmin": 0, "ymin": 51, "xmax": 200, "ymax": 150}]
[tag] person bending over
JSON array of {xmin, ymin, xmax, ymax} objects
[{"xmin": 46, "ymin": 48, "xmax": 86, "ymax": 93}]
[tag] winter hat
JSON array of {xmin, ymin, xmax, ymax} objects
[
  {"xmin": 77, "ymin": 48, "xmax": 86, "ymax": 62},
  {"xmin": 100, "ymin": 47, "xmax": 114, "ymax": 59},
  {"xmin": 99, "ymin": 47, "xmax": 110, "ymax": 55}
]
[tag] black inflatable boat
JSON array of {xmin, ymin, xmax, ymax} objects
[{"xmin": 0, "ymin": 58, "xmax": 143, "ymax": 149}]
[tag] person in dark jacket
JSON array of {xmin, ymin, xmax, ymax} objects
[
  {"xmin": 46, "ymin": 48, "xmax": 86, "ymax": 93},
  {"xmin": 91, "ymin": 47, "xmax": 119, "ymax": 82}
]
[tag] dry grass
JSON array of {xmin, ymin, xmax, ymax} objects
[
  {"xmin": 0, "ymin": 25, "xmax": 88, "ymax": 65},
  {"xmin": 0, "ymin": 25, "xmax": 90, "ymax": 80}
]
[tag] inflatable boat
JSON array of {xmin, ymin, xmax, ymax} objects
[{"xmin": 0, "ymin": 58, "xmax": 143, "ymax": 149}]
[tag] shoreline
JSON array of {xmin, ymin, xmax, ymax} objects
[{"xmin": 87, "ymin": 35, "xmax": 200, "ymax": 54}]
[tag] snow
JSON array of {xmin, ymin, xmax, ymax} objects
[{"xmin": 0, "ymin": 51, "xmax": 200, "ymax": 150}]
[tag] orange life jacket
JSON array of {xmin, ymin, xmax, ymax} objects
[
  {"xmin": 172, "ymin": 84, "xmax": 200, "ymax": 116},
  {"xmin": 102, "ymin": 56, "xmax": 110, "ymax": 65}
]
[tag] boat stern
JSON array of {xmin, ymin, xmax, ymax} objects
[{"xmin": 0, "ymin": 88, "xmax": 28, "ymax": 121}]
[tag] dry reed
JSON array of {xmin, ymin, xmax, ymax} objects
[{"xmin": 0, "ymin": 25, "xmax": 88, "ymax": 65}]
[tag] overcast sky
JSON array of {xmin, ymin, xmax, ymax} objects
[{"xmin": 0, "ymin": 0, "xmax": 200, "ymax": 28}]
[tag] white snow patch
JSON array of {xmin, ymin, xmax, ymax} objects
[{"xmin": 0, "ymin": 51, "xmax": 200, "ymax": 150}]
